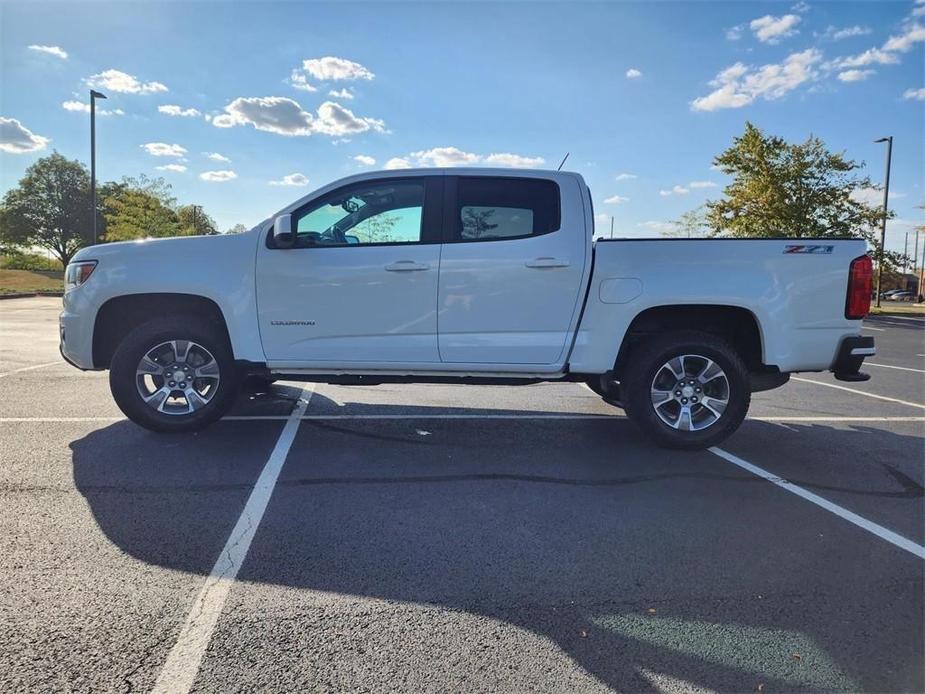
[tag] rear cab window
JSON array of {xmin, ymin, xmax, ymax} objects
[{"xmin": 449, "ymin": 176, "xmax": 561, "ymax": 242}]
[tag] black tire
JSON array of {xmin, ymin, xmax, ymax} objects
[
  {"xmin": 622, "ymin": 330, "xmax": 750, "ymax": 450},
  {"xmin": 109, "ymin": 317, "xmax": 239, "ymax": 433}
]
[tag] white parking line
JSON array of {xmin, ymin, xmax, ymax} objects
[
  {"xmin": 151, "ymin": 384, "xmax": 314, "ymax": 694},
  {"xmin": 0, "ymin": 361, "xmax": 60, "ymax": 378},
  {"xmin": 709, "ymin": 446, "xmax": 925, "ymax": 560},
  {"xmin": 791, "ymin": 376, "xmax": 925, "ymax": 410},
  {"xmin": 865, "ymin": 362, "xmax": 925, "ymax": 374}
]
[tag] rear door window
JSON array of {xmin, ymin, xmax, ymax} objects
[{"xmin": 451, "ymin": 177, "xmax": 560, "ymax": 242}]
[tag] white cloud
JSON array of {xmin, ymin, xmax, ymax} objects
[
  {"xmin": 689, "ymin": 180, "xmax": 718, "ymax": 188},
  {"xmin": 200, "ymin": 170, "xmax": 237, "ymax": 182},
  {"xmin": 28, "ymin": 44, "xmax": 67, "ymax": 59},
  {"xmin": 141, "ymin": 142, "xmax": 187, "ymax": 158},
  {"xmin": 725, "ymin": 25, "xmax": 744, "ymax": 41},
  {"xmin": 212, "ymin": 96, "xmax": 385, "ymax": 137},
  {"xmin": 301, "ymin": 56, "xmax": 374, "ymax": 81},
  {"xmin": 915, "ymin": 0, "xmax": 925, "ymax": 17},
  {"xmin": 269, "ymin": 173, "xmax": 310, "ymax": 187},
  {"xmin": 484, "ymin": 152, "xmax": 545, "ymax": 168},
  {"xmin": 312, "ymin": 101, "xmax": 387, "ymax": 136},
  {"xmin": 204, "ymin": 152, "xmax": 231, "ymax": 162},
  {"xmin": 615, "ymin": 172, "xmax": 637, "ymax": 181},
  {"xmin": 829, "ymin": 48, "xmax": 900, "ymax": 69},
  {"xmin": 158, "ymin": 104, "xmax": 201, "ymax": 117},
  {"xmin": 0, "ymin": 117, "xmax": 49, "ymax": 153},
  {"xmin": 329, "ymin": 88, "xmax": 354, "ymax": 100},
  {"xmin": 411, "ymin": 146, "xmax": 480, "ymax": 167},
  {"xmin": 791, "ymin": 1, "xmax": 810, "ymax": 13},
  {"xmin": 155, "ymin": 164, "xmax": 187, "ymax": 173},
  {"xmin": 290, "ymin": 57, "xmax": 374, "ymax": 89},
  {"xmin": 837, "ymin": 69, "xmax": 875, "ymax": 82},
  {"xmin": 384, "ymin": 157, "xmax": 413, "ymax": 170},
  {"xmin": 353, "ymin": 155, "xmax": 376, "ymax": 166},
  {"xmin": 883, "ymin": 22, "xmax": 925, "ymax": 52},
  {"xmin": 604, "ymin": 194, "xmax": 629, "ymax": 204},
  {"xmin": 625, "ymin": 68, "xmax": 642, "ymax": 79},
  {"xmin": 850, "ymin": 187, "xmax": 886, "ymax": 206},
  {"xmin": 691, "ymin": 48, "xmax": 821, "ymax": 111},
  {"xmin": 659, "ymin": 185, "xmax": 690, "ymax": 196},
  {"xmin": 821, "ymin": 25, "xmax": 871, "ymax": 41},
  {"xmin": 750, "ymin": 14, "xmax": 801, "ymax": 43},
  {"xmin": 61, "ymin": 100, "xmax": 124, "ymax": 116},
  {"xmin": 903, "ymin": 87, "xmax": 925, "ymax": 100},
  {"xmin": 213, "ymin": 96, "xmax": 313, "ymax": 135},
  {"xmin": 289, "ymin": 69, "xmax": 317, "ymax": 92},
  {"xmin": 86, "ymin": 68, "xmax": 167, "ymax": 94}
]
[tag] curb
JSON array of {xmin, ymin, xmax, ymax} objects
[{"xmin": 0, "ymin": 292, "xmax": 63, "ymax": 300}]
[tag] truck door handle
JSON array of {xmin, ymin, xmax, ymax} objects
[
  {"xmin": 385, "ymin": 260, "xmax": 430, "ymax": 272},
  {"xmin": 525, "ymin": 257, "xmax": 570, "ymax": 269}
]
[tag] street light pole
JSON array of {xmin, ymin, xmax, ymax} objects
[
  {"xmin": 873, "ymin": 136, "xmax": 892, "ymax": 308},
  {"xmin": 90, "ymin": 89, "xmax": 107, "ymax": 245}
]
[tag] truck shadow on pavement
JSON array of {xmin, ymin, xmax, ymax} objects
[{"xmin": 69, "ymin": 390, "xmax": 924, "ymax": 693}]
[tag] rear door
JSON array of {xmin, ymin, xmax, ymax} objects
[
  {"xmin": 256, "ymin": 176, "xmax": 444, "ymax": 365},
  {"xmin": 437, "ymin": 174, "xmax": 588, "ymax": 365}
]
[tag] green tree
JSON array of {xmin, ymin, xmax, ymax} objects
[
  {"xmin": 177, "ymin": 205, "xmax": 218, "ymax": 236},
  {"xmin": 102, "ymin": 186, "xmax": 180, "ymax": 241},
  {"xmin": 706, "ymin": 122, "xmax": 903, "ymax": 267},
  {"xmin": 668, "ymin": 205, "xmax": 709, "ymax": 238},
  {"xmin": 0, "ymin": 152, "xmax": 93, "ymax": 266},
  {"xmin": 226, "ymin": 223, "xmax": 249, "ymax": 235}
]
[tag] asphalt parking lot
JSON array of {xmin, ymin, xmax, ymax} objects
[{"xmin": 1, "ymin": 297, "xmax": 923, "ymax": 693}]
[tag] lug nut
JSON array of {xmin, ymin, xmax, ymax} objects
[
  {"xmin": 169, "ymin": 381, "xmax": 175, "ymax": 386},
  {"xmin": 695, "ymin": 387, "xmax": 701, "ymax": 393},
  {"xmin": 681, "ymin": 397, "xmax": 688, "ymax": 404},
  {"xmin": 692, "ymin": 396, "xmax": 698, "ymax": 403},
  {"xmin": 675, "ymin": 390, "xmax": 682, "ymax": 396},
  {"xmin": 180, "ymin": 382, "xmax": 187, "ymax": 388}
]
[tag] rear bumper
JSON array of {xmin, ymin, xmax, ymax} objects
[{"xmin": 831, "ymin": 335, "xmax": 874, "ymax": 382}]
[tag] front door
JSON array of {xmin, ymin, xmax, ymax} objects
[{"xmin": 256, "ymin": 176, "xmax": 443, "ymax": 365}]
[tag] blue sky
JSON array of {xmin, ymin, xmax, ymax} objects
[{"xmin": 1, "ymin": 1, "xmax": 923, "ymax": 254}]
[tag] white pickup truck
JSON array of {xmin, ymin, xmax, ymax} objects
[{"xmin": 60, "ymin": 168, "xmax": 875, "ymax": 448}]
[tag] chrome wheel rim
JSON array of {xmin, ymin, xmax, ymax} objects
[
  {"xmin": 135, "ymin": 340, "xmax": 221, "ymax": 415},
  {"xmin": 650, "ymin": 354, "xmax": 730, "ymax": 432}
]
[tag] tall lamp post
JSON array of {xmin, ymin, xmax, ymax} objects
[
  {"xmin": 873, "ymin": 136, "xmax": 892, "ymax": 308},
  {"xmin": 90, "ymin": 89, "xmax": 107, "ymax": 245}
]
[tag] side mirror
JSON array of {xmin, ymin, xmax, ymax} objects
[
  {"xmin": 344, "ymin": 234, "xmax": 360, "ymax": 245},
  {"xmin": 273, "ymin": 214, "xmax": 294, "ymax": 248}
]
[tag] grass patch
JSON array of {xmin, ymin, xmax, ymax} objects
[
  {"xmin": 869, "ymin": 302, "xmax": 925, "ymax": 316},
  {"xmin": 0, "ymin": 269, "xmax": 64, "ymax": 294}
]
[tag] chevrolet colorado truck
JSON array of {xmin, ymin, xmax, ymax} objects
[{"xmin": 60, "ymin": 168, "xmax": 875, "ymax": 449}]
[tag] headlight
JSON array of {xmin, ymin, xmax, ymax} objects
[{"xmin": 65, "ymin": 261, "xmax": 97, "ymax": 292}]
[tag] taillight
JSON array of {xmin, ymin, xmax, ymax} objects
[{"xmin": 845, "ymin": 254, "xmax": 872, "ymax": 320}]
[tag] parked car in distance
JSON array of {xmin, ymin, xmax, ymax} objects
[
  {"xmin": 59, "ymin": 168, "xmax": 875, "ymax": 449},
  {"xmin": 888, "ymin": 291, "xmax": 914, "ymax": 301}
]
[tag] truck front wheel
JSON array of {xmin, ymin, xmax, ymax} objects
[
  {"xmin": 622, "ymin": 331, "xmax": 750, "ymax": 450},
  {"xmin": 109, "ymin": 317, "xmax": 239, "ymax": 433}
]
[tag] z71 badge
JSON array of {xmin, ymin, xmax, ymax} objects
[{"xmin": 784, "ymin": 244, "xmax": 834, "ymax": 254}]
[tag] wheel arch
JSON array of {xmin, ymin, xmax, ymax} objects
[
  {"xmin": 93, "ymin": 293, "xmax": 233, "ymax": 369},
  {"xmin": 612, "ymin": 304, "xmax": 765, "ymax": 379}
]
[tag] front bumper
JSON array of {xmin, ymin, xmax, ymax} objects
[
  {"xmin": 831, "ymin": 335, "xmax": 875, "ymax": 382},
  {"xmin": 59, "ymin": 302, "xmax": 96, "ymax": 371}
]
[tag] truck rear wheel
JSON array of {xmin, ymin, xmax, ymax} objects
[
  {"xmin": 109, "ymin": 317, "xmax": 239, "ymax": 433},
  {"xmin": 622, "ymin": 331, "xmax": 750, "ymax": 450}
]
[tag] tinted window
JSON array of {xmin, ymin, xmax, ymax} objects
[
  {"xmin": 454, "ymin": 177, "xmax": 560, "ymax": 241},
  {"xmin": 293, "ymin": 180, "xmax": 425, "ymax": 247}
]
